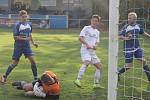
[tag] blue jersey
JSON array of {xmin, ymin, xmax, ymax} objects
[
  {"xmin": 120, "ymin": 23, "xmax": 144, "ymax": 52},
  {"xmin": 13, "ymin": 22, "xmax": 32, "ymax": 47}
]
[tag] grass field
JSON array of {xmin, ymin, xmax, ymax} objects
[{"xmin": 0, "ymin": 28, "xmax": 150, "ymax": 100}]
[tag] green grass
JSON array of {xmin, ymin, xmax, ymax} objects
[{"xmin": 0, "ymin": 28, "xmax": 150, "ymax": 100}]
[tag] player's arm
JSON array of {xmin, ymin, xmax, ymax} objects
[
  {"xmin": 24, "ymin": 91, "xmax": 34, "ymax": 97},
  {"xmin": 33, "ymin": 82, "xmax": 46, "ymax": 98},
  {"xmin": 79, "ymin": 36, "xmax": 92, "ymax": 49},
  {"xmin": 30, "ymin": 34, "xmax": 38, "ymax": 48},
  {"xmin": 144, "ymin": 31, "xmax": 150, "ymax": 38},
  {"xmin": 79, "ymin": 26, "xmax": 93, "ymax": 49},
  {"xmin": 119, "ymin": 35, "xmax": 130, "ymax": 40},
  {"xmin": 93, "ymin": 32, "xmax": 100, "ymax": 50},
  {"xmin": 14, "ymin": 36, "xmax": 30, "ymax": 41},
  {"xmin": 139, "ymin": 24, "xmax": 150, "ymax": 38},
  {"xmin": 119, "ymin": 26, "xmax": 130, "ymax": 40},
  {"xmin": 93, "ymin": 42, "xmax": 99, "ymax": 50},
  {"xmin": 119, "ymin": 24, "xmax": 131, "ymax": 40}
]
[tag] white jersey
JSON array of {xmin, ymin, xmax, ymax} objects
[
  {"xmin": 80, "ymin": 25, "xmax": 100, "ymax": 48},
  {"xmin": 79, "ymin": 25, "xmax": 101, "ymax": 64}
]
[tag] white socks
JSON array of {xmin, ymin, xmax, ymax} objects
[
  {"xmin": 77, "ymin": 64, "xmax": 87, "ymax": 80},
  {"xmin": 77, "ymin": 64, "xmax": 101, "ymax": 84},
  {"xmin": 94, "ymin": 68, "xmax": 101, "ymax": 84}
]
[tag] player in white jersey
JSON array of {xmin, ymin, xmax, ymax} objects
[{"xmin": 74, "ymin": 15, "xmax": 104, "ymax": 89}]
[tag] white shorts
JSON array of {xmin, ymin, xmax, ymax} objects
[{"xmin": 80, "ymin": 47, "xmax": 100, "ymax": 64}]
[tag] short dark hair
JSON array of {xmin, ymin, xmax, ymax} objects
[
  {"xmin": 41, "ymin": 74, "xmax": 51, "ymax": 83},
  {"xmin": 91, "ymin": 14, "xmax": 101, "ymax": 22},
  {"xmin": 19, "ymin": 10, "xmax": 27, "ymax": 16}
]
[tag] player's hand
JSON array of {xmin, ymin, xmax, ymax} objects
[
  {"xmin": 33, "ymin": 83, "xmax": 46, "ymax": 98},
  {"xmin": 26, "ymin": 37, "xmax": 31, "ymax": 41},
  {"xmin": 33, "ymin": 43, "xmax": 38, "ymax": 48},
  {"xmin": 123, "ymin": 36, "xmax": 131, "ymax": 40},
  {"xmin": 86, "ymin": 44, "xmax": 93, "ymax": 49},
  {"xmin": 33, "ymin": 82, "xmax": 39, "ymax": 91}
]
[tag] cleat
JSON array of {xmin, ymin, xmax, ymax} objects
[
  {"xmin": 117, "ymin": 68, "xmax": 121, "ymax": 81},
  {"xmin": 93, "ymin": 84, "xmax": 104, "ymax": 89},
  {"xmin": 0, "ymin": 76, "xmax": 6, "ymax": 84},
  {"xmin": 12, "ymin": 81, "xmax": 22, "ymax": 86},
  {"xmin": 15, "ymin": 86, "xmax": 23, "ymax": 90},
  {"xmin": 118, "ymin": 74, "xmax": 120, "ymax": 81},
  {"xmin": 12, "ymin": 81, "xmax": 27, "ymax": 90},
  {"xmin": 74, "ymin": 79, "xmax": 81, "ymax": 87}
]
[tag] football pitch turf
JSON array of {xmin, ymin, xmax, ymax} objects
[{"xmin": 0, "ymin": 28, "xmax": 150, "ymax": 100}]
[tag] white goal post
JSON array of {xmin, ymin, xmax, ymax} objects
[{"xmin": 108, "ymin": 0, "xmax": 120, "ymax": 100}]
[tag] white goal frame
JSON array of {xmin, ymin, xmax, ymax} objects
[{"xmin": 108, "ymin": 0, "xmax": 120, "ymax": 100}]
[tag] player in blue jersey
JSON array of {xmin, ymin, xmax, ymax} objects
[
  {"xmin": 118, "ymin": 12, "xmax": 150, "ymax": 82},
  {"xmin": 0, "ymin": 10, "xmax": 38, "ymax": 84}
]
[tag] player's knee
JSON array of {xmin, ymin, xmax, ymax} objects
[
  {"xmin": 83, "ymin": 61, "xmax": 91, "ymax": 66},
  {"xmin": 10, "ymin": 64, "xmax": 17, "ymax": 68},
  {"xmin": 125, "ymin": 63, "xmax": 132, "ymax": 68},
  {"xmin": 94, "ymin": 63, "xmax": 102, "ymax": 69},
  {"xmin": 30, "ymin": 60, "xmax": 36, "ymax": 65},
  {"xmin": 142, "ymin": 59, "xmax": 147, "ymax": 65}
]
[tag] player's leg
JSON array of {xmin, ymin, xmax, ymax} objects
[
  {"xmin": 23, "ymin": 83, "xmax": 34, "ymax": 92},
  {"xmin": 74, "ymin": 49, "xmax": 91, "ymax": 87},
  {"xmin": 118, "ymin": 52, "xmax": 133, "ymax": 75},
  {"xmin": 24, "ymin": 91, "xmax": 34, "ymax": 97},
  {"xmin": 74, "ymin": 60, "xmax": 90, "ymax": 87},
  {"xmin": 77, "ymin": 60, "xmax": 90, "ymax": 80},
  {"xmin": 27, "ymin": 56, "xmax": 38, "ymax": 80},
  {"xmin": 92, "ymin": 55, "xmax": 104, "ymax": 88},
  {"xmin": 24, "ymin": 48, "xmax": 38, "ymax": 80},
  {"xmin": 135, "ymin": 49, "xmax": 150, "ymax": 82},
  {"xmin": 139, "ymin": 59, "xmax": 150, "ymax": 82},
  {"xmin": 118, "ymin": 52, "xmax": 133, "ymax": 81},
  {"xmin": 12, "ymin": 81, "xmax": 28, "ymax": 90},
  {"xmin": 12, "ymin": 81, "xmax": 35, "ymax": 97},
  {"xmin": 0, "ymin": 48, "xmax": 22, "ymax": 83}
]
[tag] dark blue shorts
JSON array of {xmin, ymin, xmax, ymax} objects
[
  {"xmin": 124, "ymin": 48, "xmax": 144, "ymax": 63},
  {"xmin": 12, "ymin": 47, "xmax": 33, "ymax": 61}
]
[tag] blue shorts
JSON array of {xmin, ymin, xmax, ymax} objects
[
  {"xmin": 12, "ymin": 47, "xmax": 33, "ymax": 61},
  {"xmin": 124, "ymin": 48, "xmax": 144, "ymax": 63}
]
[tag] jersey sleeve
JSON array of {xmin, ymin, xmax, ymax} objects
[
  {"xmin": 79, "ymin": 26, "xmax": 87, "ymax": 37},
  {"xmin": 28, "ymin": 22, "xmax": 32, "ymax": 34},
  {"xmin": 139, "ymin": 24, "xmax": 144, "ymax": 34},
  {"xmin": 119, "ymin": 25, "xmax": 127, "ymax": 36},
  {"xmin": 13, "ymin": 23, "xmax": 20, "ymax": 36}
]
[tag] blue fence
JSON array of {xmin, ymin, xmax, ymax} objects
[
  {"xmin": 0, "ymin": 14, "xmax": 68, "ymax": 29},
  {"xmin": 49, "ymin": 15, "xmax": 68, "ymax": 29}
]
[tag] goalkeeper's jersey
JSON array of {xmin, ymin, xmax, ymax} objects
[{"xmin": 119, "ymin": 23, "xmax": 144, "ymax": 52}]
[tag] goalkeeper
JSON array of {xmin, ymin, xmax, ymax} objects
[{"xmin": 12, "ymin": 71, "xmax": 60, "ymax": 100}]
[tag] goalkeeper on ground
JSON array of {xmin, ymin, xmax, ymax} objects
[{"xmin": 12, "ymin": 71, "xmax": 60, "ymax": 100}]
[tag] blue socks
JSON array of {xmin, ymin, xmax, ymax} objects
[
  {"xmin": 31, "ymin": 63, "xmax": 38, "ymax": 80},
  {"xmin": 4, "ymin": 64, "xmax": 16, "ymax": 78},
  {"xmin": 143, "ymin": 64, "xmax": 150, "ymax": 81},
  {"xmin": 118, "ymin": 67, "xmax": 130, "ymax": 75}
]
